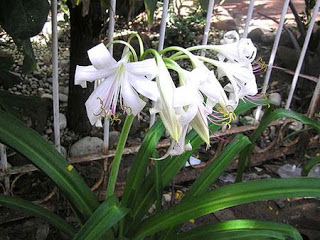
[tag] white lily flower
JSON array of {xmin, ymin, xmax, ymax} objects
[
  {"xmin": 75, "ymin": 43, "xmax": 159, "ymax": 126},
  {"xmin": 152, "ymin": 58, "xmax": 181, "ymax": 142},
  {"xmin": 209, "ymin": 31, "xmax": 257, "ymax": 64},
  {"xmin": 173, "ymin": 66, "xmax": 210, "ymax": 146},
  {"xmin": 216, "ymin": 61, "xmax": 258, "ymax": 101}
]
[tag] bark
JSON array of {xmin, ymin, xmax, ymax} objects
[{"xmin": 66, "ymin": 0, "xmax": 102, "ymax": 134}]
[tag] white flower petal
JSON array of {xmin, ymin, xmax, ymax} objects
[
  {"xmin": 173, "ymin": 86, "xmax": 195, "ymax": 107},
  {"xmin": 126, "ymin": 58, "xmax": 158, "ymax": 80},
  {"xmin": 88, "ymin": 43, "xmax": 117, "ymax": 70},
  {"xmin": 85, "ymin": 79, "xmax": 114, "ymax": 126},
  {"xmin": 179, "ymin": 103, "xmax": 198, "ymax": 126},
  {"xmin": 75, "ymin": 65, "xmax": 116, "ymax": 88},
  {"xmin": 121, "ymin": 78, "xmax": 146, "ymax": 116},
  {"xmin": 129, "ymin": 75, "xmax": 159, "ymax": 101}
]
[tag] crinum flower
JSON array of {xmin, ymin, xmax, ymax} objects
[{"xmin": 75, "ymin": 43, "xmax": 159, "ymax": 126}]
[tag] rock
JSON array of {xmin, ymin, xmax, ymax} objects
[
  {"xmin": 59, "ymin": 93, "xmax": 68, "ymax": 102},
  {"xmin": 69, "ymin": 137, "xmax": 104, "ymax": 157},
  {"xmin": 214, "ymin": 209, "xmax": 236, "ymax": 221},
  {"xmin": 269, "ymin": 92, "xmax": 282, "ymax": 107},
  {"xmin": 59, "ymin": 113, "xmax": 67, "ymax": 130},
  {"xmin": 60, "ymin": 146, "xmax": 67, "ymax": 158},
  {"xmin": 261, "ymin": 33, "xmax": 276, "ymax": 44},
  {"xmin": 212, "ymin": 6, "xmax": 237, "ymax": 31},
  {"xmin": 58, "ymin": 60, "xmax": 69, "ymax": 71},
  {"xmin": 59, "ymin": 86, "xmax": 69, "ymax": 95},
  {"xmin": 41, "ymin": 93, "xmax": 53, "ymax": 100},
  {"xmin": 35, "ymin": 223, "xmax": 50, "ymax": 240},
  {"xmin": 248, "ymin": 28, "xmax": 264, "ymax": 43},
  {"xmin": 277, "ymin": 46, "xmax": 299, "ymax": 70},
  {"xmin": 46, "ymin": 128, "xmax": 52, "ymax": 134},
  {"xmin": 109, "ymin": 131, "xmax": 120, "ymax": 148}
]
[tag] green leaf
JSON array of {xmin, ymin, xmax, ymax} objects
[
  {"xmin": 0, "ymin": 0, "xmax": 50, "ymax": 39},
  {"xmin": 160, "ymin": 134, "xmax": 251, "ymax": 240},
  {"xmin": 14, "ymin": 39, "xmax": 37, "ymax": 73},
  {"xmin": 144, "ymin": 0, "xmax": 157, "ymax": 23},
  {"xmin": 132, "ymin": 178, "xmax": 320, "ymax": 239},
  {"xmin": 199, "ymin": 0, "xmax": 209, "ymax": 10},
  {"xmin": 0, "ymin": 110, "xmax": 99, "ymax": 219},
  {"xmin": 302, "ymin": 155, "xmax": 320, "ymax": 176},
  {"xmin": 179, "ymin": 230, "xmax": 288, "ymax": 240},
  {"xmin": 0, "ymin": 194, "xmax": 76, "ymax": 238},
  {"xmin": 122, "ymin": 120, "xmax": 164, "ymax": 209},
  {"xmin": 125, "ymin": 100, "xmax": 260, "ymax": 233},
  {"xmin": 177, "ymin": 219, "xmax": 302, "ymax": 240},
  {"xmin": 236, "ymin": 109, "xmax": 320, "ymax": 182},
  {"xmin": 73, "ymin": 196, "xmax": 129, "ymax": 240},
  {"xmin": 106, "ymin": 115, "xmax": 134, "ymax": 198},
  {"xmin": 187, "ymin": 134, "xmax": 251, "ymax": 197}
]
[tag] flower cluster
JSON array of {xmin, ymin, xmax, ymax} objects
[{"xmin": 75, "ymin": 31, "xmax": 259, "ymax": 157}]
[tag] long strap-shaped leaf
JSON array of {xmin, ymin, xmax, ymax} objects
[
  {"xmin": 0, "ymin": 110, "xmax": 99, "ymax": 218},
  {"xmin": 178, "ymin": 230, "xmax": 287, "ymax": 240},
  {"xmin": 176, "ymin": 219, "xmax": 302, "ymax": 240},
  {"xmin": 122, "ymin": 120, "xmax": 164, "ymax": 209},
  {"xmin": 73, "ymin": 196, "xmax": 129, "ymax": 240},
  {"xmin": 236, "ymin": 108, "xmax": 320, "ymax": 182},
  {"xmin": 0, "ymin": 195, "xmax": 76, "ymax": 238},
  {"xmin": 125, "ymin": 101, "xmax": 259, "ymax": 232},
  {"xmin": 160, "ymin": 134, "xmax": 251, "ymax": 240},
  {"xmin": 131, "ymin": 178, "xmax": 320, "ymax": 239}
]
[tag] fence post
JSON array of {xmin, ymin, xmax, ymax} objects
[
  {"xmin": 254, "ymin": 0, "xmax": 291, "ymax": 122},
  {"xmin": 51, "ymin": 0, "xmax": 61, "ymax": 152},
  {"xmin": 243, "ymin": 0, "xmax": 255, "ymax": 38},
  {"xmin": 285, "ymin": 0, "xmax": 320, "ymax": 110},
  {"xmin": 201, "ymin": 0, "xmax": 215, "ymax": 56}
]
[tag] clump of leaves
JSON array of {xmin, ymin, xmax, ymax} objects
[{"xmin": 166, "ymin": 6, "xmax": 206, "ymax": 48}]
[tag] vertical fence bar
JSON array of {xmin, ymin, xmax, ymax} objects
[
  {"xmin": 158, "ymin": 0, "xmax": 170, "ymax": 52},
  {"xmin": 201, "ymin": 0, "xmax": 215, "ymax": 56},
  {"xmin": 308, "ymin": 74, "xmax": 320, "ymax": 117},
  {"xmin": 0, "ymin": 144, "xmax": 7, "ymax": 169},
  {"xmin": 254, "ymin": 0, "xmax": 290, "ymax": 122},
  {"xmin": 103, "ymin": 0, "xmax": 117, "ymax": 151},
  {"xmin": 149, "ymin": 0, "xmax": 170, "ymax": 127},
  {"xmin": 51, "ymin": 0, "xmax": 61, "ymax": 152},
  {"xmin": 243, "ymin": 0, "xmax": 255, "ymax": 38},
  {"xmin": 285, "ymin": 0, "xmax": 320, "ymax": 110},
  {"xmin": 0, "ymin": 144, "xmax": 9, "ymax": 194}
]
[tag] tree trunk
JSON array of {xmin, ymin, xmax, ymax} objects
[{"xmin": 67, "ymin": 0, "xmax": 102, "ymax": 134}]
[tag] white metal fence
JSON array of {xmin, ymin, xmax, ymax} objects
[{"xmin": 1, "ymin": 0, "xmax": 320, "ymax": 194}]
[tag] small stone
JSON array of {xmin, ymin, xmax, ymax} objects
[
  {"xmin": 31, "ymin": 84, "xmax": 38, "ymax": 89},
  {"xmin": 59, "ymin": 93, "xmax": 68, "ymax": 102},
  {"xmin": 46, "ymin": 128, "xmax": 53, "ymax": 134},
  {"xmin": 269, "ymin": 92, "xmax": 282, "ymax": 107},
  {"xmin": 60, "ymin": 146, "xmax": 67, "ymax": 158},
  {"xmin": 69, "ymin": 137, "xmax": 104, "ymax": 157},
  {"xmin": 59, "ymin": 113, "xmax": 67, "ymax": 130},
  {"xmin": 35, "ymin": 223, "xmax": 50, "ymax": 240},
  {"xmin": 109, "ymin": 131, "xmax": 120, "ymax": 147},
  {"xmin": 261, "ymin": 33, "xmax": 276, "ymax": 44},
  {"xmin": 248, "ymin": 28, "xmax": 264, "ymax": 43},
  {"xmin": 41, "ymin": 93, "xmax": 53, "ymax": 99}
]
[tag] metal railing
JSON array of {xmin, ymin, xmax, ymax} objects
[{"xmin": 1, "ymin": 0, "xmax": 320, "ymax": 194}]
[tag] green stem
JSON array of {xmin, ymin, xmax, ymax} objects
[
  {"xmin": 106, "ymin": 115, "xmax": 135, "ymax": 198},
  {"xmin": 127, "ymin": 33, "xmax": 145, "ymax": 58},
  {"xmin": 106, "ymin": 40, "xmax": 138, "ymax": 62}
]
